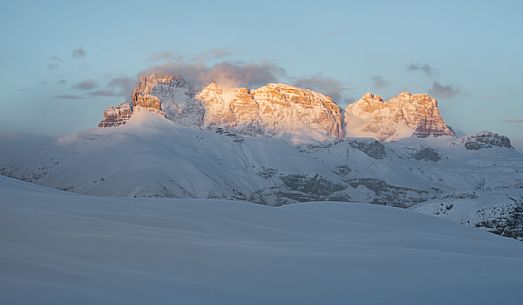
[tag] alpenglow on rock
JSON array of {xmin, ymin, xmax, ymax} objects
[
  {"xmin": 345, "ymin": 92, "xmax": 455, "ymax": 141},
  {"xmin": 131, "ymin": 74, "xmax": 204, "ymax": 126},
  {"xmin": 99, "ymin": 73, "xmax": 455, "ymax": 142},
  {"xmin": 197, "ymin": 82, "xmax": 344, "ymax": 141}
]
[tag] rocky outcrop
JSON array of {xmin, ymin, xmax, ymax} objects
[
  {"xmin": 411, "ymin": 147, "xmax": 441, "ymax": 161},
  {"xmin": 132, "ymin": 74, "xmax": 204, "ymax": 126},
  {"xmin": 345, "ymin": 92, "xmax": 455, "ymax": 141},
  {"xmin": 98, "ymin": 102, "xmax": 133, "ymax": 128},
  {"xmin": 348, "ymin": 138, "xmax": 386, "ymax": 159},
  {"xmin": 459, "ymin": 131, "xmax": 513, "ymax": 150}
]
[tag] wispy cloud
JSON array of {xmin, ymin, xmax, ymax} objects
[
  {"xmin": 56, "ymin": 94, "xmax": 84, "ymax": 99},
  {"xmin": 293, "ymin": 74, "xmax": 348, "ymax": 102},
  {"xmin": 72, "ymin": 47, "xmax": 86, "ymax": 59},
  {"xmin": 406, "ymin": 63, "xmax": 437, "ymax": 77},
  {"xmin": 190, "ymin": 48, "xmax": 234, "ymax": 63},
  {"xmin": 87, "ymin": 89, "xmax": 117, "ymax": 97},
  {"xmin": 47, "ymin": 56, "xmax": 63, "ymax": 70},
  {"xmin": 144, "ymin": 61, "xmax": 285, "ymax": 89},
  {"xmin": 427, "ymin": 82, "xmax": 460, "ymax": 99},
  {"xmin": 56, "ymin": 79, "xmax": 67, "ymax": 85},
  {"xmin": 48, "ymin": 63, "xmax": 60, "ymax": 70},
  {"xmin": 49, "ymin": 56, "xmax": 63, "ymax": 62},
  {"xmin": 149, "ymin": 48, "xmax": 234, "ymax": 63},
  {"xmin": 72, "ymin": 80, "xmax": 98, "ymax": 90},
  {"xmin": 148, "ymin": 51, "xmax": 183, "ymax": 62},
  {"xmin": 371, "ymin": 75, "xmax": 389, "ymax": 89},
  {"xmin": 86, "ymin": 77, "xmax": 136, "ymax": 97}
]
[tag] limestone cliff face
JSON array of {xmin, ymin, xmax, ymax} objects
[
  {"xmin": 98, "ymin": 102, "xmax": 133, "ymax": 128},
  {"xmin": 345, "ymin": 92, "xmax": 455, "ymax": 141},
  {"xmin": 131, "ymin": 74, "xmax": 204, "ymax": 126},
  {"xmin": 252, "ymin": 84, "xmax": 343, "ymax": 140},
  {"xmin": 196, "ymin": 83, "xmax": 343, "ymax": 141}
]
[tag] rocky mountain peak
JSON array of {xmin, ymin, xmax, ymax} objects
[
  {"xmin": 99, "ymin": 73, "xmax": 459, "ymax": 143},
  {"xmin": 345, "ymin": 91, "xmax": 455, "ymax": 141}
]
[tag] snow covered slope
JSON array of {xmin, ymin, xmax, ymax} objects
[
  {"xmin": 1, "ymin": 176, "xmax": 523, "ymax": 305},
  {"xmin": 1, "ymin": 110, "xmax": 521, "ymax": 208}
]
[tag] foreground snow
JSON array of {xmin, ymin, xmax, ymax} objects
[{"xmin": 1, "ymin": 176, "xmax": 523, "ymax": 305}]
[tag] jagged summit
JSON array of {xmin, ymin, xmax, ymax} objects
[
  {"xmin": 345, "ymin": 91, "xmax": 455, "ymax": 141},
  {"xmin": 99, "ymin": 73, "xmax": 456, "ymax": 142}
]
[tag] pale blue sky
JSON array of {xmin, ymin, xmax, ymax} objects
[{"xmin": 1, "ymin": 0, "xmax": 522, "ymax": 147}]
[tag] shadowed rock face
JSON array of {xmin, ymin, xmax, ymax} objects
[
  {"xmin": 348, "ymin": 139, "xmax": 386, "ymax": 159},
  {"xmin": 98, "ymin": 102, "xmax": 132, "ymax": 128},
  {"xmin": 412, "ymin": 147, "xmax": 441, "ymax": 161},
  {"xmin": 461, "ymin": 131, "xmax": 513, "ymax": 150},
  {"xmin": 345, "ymin": 92, "xmax": 455, "ymax": 141}
]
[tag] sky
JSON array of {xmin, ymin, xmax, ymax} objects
[{"xmin": 1, "ymin": 0, "xmax": 522, "ymax": 148}]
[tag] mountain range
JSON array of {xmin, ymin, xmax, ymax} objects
[{"xmin": 1, "ymin": 73, "xmax": 522, "ymax": 239}]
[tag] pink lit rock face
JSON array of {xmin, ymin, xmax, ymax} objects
[
  {"xmin": 345, "ymin": 92, "xmax": 455, "ymax": 141},
  {"xmin": 131, "ymin": 74, "xmax": 204, "ymax": 126},
  {"xmin": 197, "ymin": 82, "xmax": 343, "ymax": 141},
  {"xmin": 99, "ymin": 74, "xmax": 454, "ymax": 142}
]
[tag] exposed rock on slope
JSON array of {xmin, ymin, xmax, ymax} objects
[
  {"xmin": 98, "ymin": 102, "xmax": 132, "ymax": 127},
  {"xmin": 457, "ymin": 131, "xmax": 513, "ymax": 150},
  {"xmin": 345, "ymin": 92, "xmax": 455, "ymax": 141}
]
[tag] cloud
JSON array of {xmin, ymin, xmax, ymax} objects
[
  {"xmin": 47, "ymin": 56, "xmax": 63, "ymax": 70},
  {"xmin": 144, "ymin": 61, "xmax": 285, "ymax": 89},
  {"xmin": 48, "ymin": 63, "xmax": 60, "ymax": 70},
  {"xmin": 149, "ymin": 48, "xmax": 233, "ymax": 63},
  {"xmin": 56, "ymin": 79, "xmax": 67, "ymax": 85},
  {"xmin": 72, "ymin": 47, "xmax": 86, "ymax": 59},
  {"xmin": 148, "ymin": 51, "xmax": 182, "ymax": 61},
  {"xmin": 49, "ymin": 56, "xmax": 63, "ymax": 62},
  {"xmin": 86, "ymin": 77, "xmax": 136, "ymax": 97},
  {"xmin": 503, "ymin": 119, "xmax": 523, "ymax": 124},
  {"xmin": 371, "ymin": 75, "xmax": 389, "ymax": 89},
  {"xmin": 427, "ymin": 82, "xmax": 460, "ymax": 99},
  {"xmin": 406, "ymin": 63, "xmax": 437, "ymax": 76},
  {"xmin": 190, "ymin": 48, "xmax": 234, "ymax": 63},
  {"xmin": 293, "ymin": 74, "xmax": 348, "ymax": 102},
  {"xmin": 87, "ymin": 89, "xmax": 118, "ymax": 97},
  {"xmin": 107, "ymin": 77, "xmax": 135, "ymax": 94},
  {"xmin": 72, "ymin": 80, "xmax": 98, "ymax": 90},
  {"xmin": 56, "ymin": 94, "xmax": 84, "ymax": 99}
]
